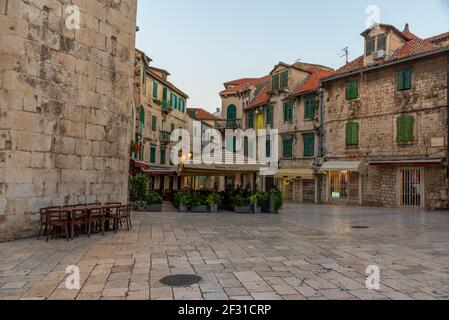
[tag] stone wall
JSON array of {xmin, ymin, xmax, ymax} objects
[{"xmin": 0, "ymin": 0, "xmax": 137, "ymax": 240}]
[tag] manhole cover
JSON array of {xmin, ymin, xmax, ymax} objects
[
  {"xmin": 160, "ymin": 274, "xmax": 203, "ymax": 287},
  {"xmin": 351, "ymin": 226, "xmax": 370, "ymax": 229}
]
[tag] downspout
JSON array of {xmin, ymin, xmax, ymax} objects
[
  {"xmin": 446, "ymin": 52, "xmax": 449, "ymax": 204},
  {"xmin": 317, "ymin": 87, "xmax": 326, "ymax": 204}
]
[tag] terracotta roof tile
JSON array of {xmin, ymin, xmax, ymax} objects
[
  {"xmin": 220, "ymin": 76, "xmax": 269, "ymax": 95},
  {"xmin": 293, "ymin": 69, "xmax": 335, "ymax": 96},
  {"xmin": 188, "ymin": 108, "xmax": 221, "ymax": 121},
  {"xmin": 248, "ymin": 82, "xmax": 271, "ymax": 109}
]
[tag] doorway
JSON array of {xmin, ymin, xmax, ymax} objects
[{"xmin": 398, "ymin": 168, "xmax": 424, "ymax": 208}]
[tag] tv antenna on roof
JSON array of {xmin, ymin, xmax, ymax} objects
[
  {"xmin": 340, "ymin": 47, "xmax": 349, "ymax": 64},
  {"xmin": 295, "ymin": 58, "xmax": 301, "ymax": 63}
]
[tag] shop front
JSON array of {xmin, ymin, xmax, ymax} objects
[
  {"xmin": 321, "ymin": 161, "xmax": 363, "ymax": 205},
  {"xmin": 274, "ymin": 168, "xmax": 317, "ymax": 203}
]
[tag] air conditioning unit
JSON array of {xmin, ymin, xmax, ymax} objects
[{"xmin": 372, "ymin": 50, "xmax": 385, "ymax": 60}]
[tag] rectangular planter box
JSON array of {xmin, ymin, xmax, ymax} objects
[
  {"xmin": 192, "ymin": 205, "xmax": 208, "ymax": 213},
  {"xmin": 179, "ymin": 205, "xmax": 188, "ymax": 213},
  {"xmin": 234, "ymin": 206, "xmax": 251, "ymax": 214},
  {"xmin": 253, "ymin": 206, "xmax": 262, "ymax": 214},
  {"xmin": 209, "ymin": 204, "xmax": 219, "ymax": 213},
  {"xmin": 145, "ymin": 204, "xmax": 162, "ymax": 212}
]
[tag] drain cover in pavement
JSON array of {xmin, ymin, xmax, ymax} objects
[
  {"xmin": 351, "ymin": 226, "xmax": 370, "ymax": 229},
  {"xmin": 160, "ymin": 274, "xmax": 203, "ymax": 287}
]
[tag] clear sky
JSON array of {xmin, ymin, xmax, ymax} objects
[{"xmin": 136, "ymin": 0, "xmax": 449, "ymax": 113}]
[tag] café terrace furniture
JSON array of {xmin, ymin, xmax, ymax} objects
[{"xmin": 39, "ymin": 203, "xmax": 131, "ymax": 241}]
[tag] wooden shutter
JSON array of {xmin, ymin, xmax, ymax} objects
[
  {"xmin": 162, "ymin": 87, "xmax": 168, "ymax": 107},
  {"xmin": 303, "ymin": 134, "xmax": 315, "ymax": 157},
  {"xmin": 152, "ymin": 81, "xmax": 158, "ymax": 99},
  {"xmin": 266, "ymin": 139, "xmax": 271, "ymax": 158},
  {"xmin": 150, "ymin": 147, "xmax": 156, "ymax": 163},
  {"xmin": 405, "ymin": 116, "xmax": 414, "ymax": 141},
  {"xmin": 347, "ymin": 80, "xmax": 358, "ymax": 100},
  {"xmin": 397, "ymin": 70, "xmax": 404, "ymax": 91},
  {"xmin": 283, "ymin": 138, "xmax": 292, "ymax": 157},
  {"xmin": 346, "ymin": 122, "xmax": 359, "ymax": 145},
  {"xmin": 404, "ymin": 70, "xmax": 412, "ymax": 90},
  {"xmin": 272, "ymin": 74, "xmax": 280, "ymax": 91},
  {"xmin": 280, "ymin": 71, "xmax": 288, "ymax": 88},
  {"xmin": 160, "ymin": 149, "xmax": 166, "ymax": 165},
  {"xmin": 397, "ymin": 116, "xmax": 405, "ymax": 142}
]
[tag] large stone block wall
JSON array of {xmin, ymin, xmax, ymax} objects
[{"xmin": 0, "ymin": 0, "xmax": 137, "ymax": 240}]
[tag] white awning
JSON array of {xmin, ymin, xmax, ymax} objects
[{"xmin": 320, "ymin": 161, "xmax": 363, "ymax": 173}]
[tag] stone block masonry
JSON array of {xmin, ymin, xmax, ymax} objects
[{"xmin": 0, "ymin": 0, "xmax": 138, "ymax": 240}]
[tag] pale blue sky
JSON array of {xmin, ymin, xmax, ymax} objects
[{"xmin": 136, "ymin": 0, "xmax": 449, "ymax": 112}]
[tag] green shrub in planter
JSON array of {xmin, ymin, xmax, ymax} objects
[
  {"xmin": 174, "ymin": 192, "xmax": 190, "ymax": 213},
  {"xmin": 249, "ymin": 192, "xmax": 266, "ymax": 214},
  {"xmin": 129, "ymin": 176, "xmax": 149, "ymax": 201},
  {"xmin": 144, "ymin": 193, "xmax": 163, "ymax": 212},
  {"xmin": 232, "ymin": 195, "xmax": 252, "ymax": 213},
  {"xmin": 190, "ymin": 193, "xmax": 208, "ymax": 212},
  {"xmin": 206, "ymin": 193, "xmax": 221, "ymax": 213}
]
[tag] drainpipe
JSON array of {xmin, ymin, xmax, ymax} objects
[
  {"xmin": 446, "ymin": 52, "xmax": 449, "ymax": 201},
  {"xmin": 317, "ymin": 87, "xmax": 326, "ymax": 204}
]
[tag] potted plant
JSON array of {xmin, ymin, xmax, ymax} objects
[
  {"xmin": 129, "ymin": 176, "xmax": 148, "ymax": 205},
  {"xmin": 269, "ymin": 188, "xmax": 284, "ymax": 214},
  {"xmin": 249, "ymin": 192, "xmax": 265, "ymax": 214},
  {"xmin": 144, "ymin": 192, "xmax": 163, "ymax": 212},
  {"xmin": 174, "ymin": 192, "xmax": 190, "ymax": 213},
  {"xmin": 233, "ymin": 195, "xmax": 252, "ymax": 214},
  {"xmin": 190, "ymin": 193, "xmax": 208, "ymax": 213},
  {"xmin": 206, "ymin": 193, "xmax": 221, "ymax": 213}
]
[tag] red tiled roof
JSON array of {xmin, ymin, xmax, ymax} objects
[
  {"xmin": 220, "ymin": 76, "xmax": 269, "ymax": 95},
  {"xmin": 293, "ymin": 69, "xmax": 335, "ymax": 96},
  {"xmin": 324, "ymin": 24, "xmax": 449, "ymax": 81},
  {"xmin": 194, "ymin": 108, "xmax": 220, "ymax": 121},
  {"xmin": 248, "ymin": 82, "xmax": 271, "ymax": 109}
]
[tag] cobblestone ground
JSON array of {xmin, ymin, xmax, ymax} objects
[{"xmin": 1, "ymin": 204, "xmax": 449, "ymax": 300}]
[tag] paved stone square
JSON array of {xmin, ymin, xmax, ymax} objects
[{"xmin": 1, "ymin": 204, "xmax": 449, "ymax": 300}]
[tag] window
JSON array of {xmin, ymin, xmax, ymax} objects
[
  {"xmin": 170, "ymin": 93, "xmax": 176, "ymax": 109},
  {"xmin": 179, "ymin": 99, "xmax": 185, "ymax": 113},
  {"xmin": 247, "ymin": 111, "xmax": 254, "ymax": 128},
  {"xmin": 366, "ymin": 37, "xmax": 375, "ymax": 55},
  {"xmin": 160, "ymin": 149, "xmax": 166, "ymax": 165},
  {"xmin": 280, "ymin": 71, "xmax": 288, "ymax": 88},
  {"xmin": 266, "ymin": 107, "xmax": 273, "ymax": 125},
  {"xmin": 283, "ymin": 137, "xmax": 293, "ymax": 158},
  {"xmin": 266, "ymin": 139, "xmax": 271, "ymax": 158},
  {"xmin": 376, "ymin": 34, "xmax": 387, "ymax": 51},
  {"xmin": 346, "ymin": 80, "xmax": 358, "ymax": 100},
  {"xmin": 303, "ymin": 134, "xmax": 315, "ymax": 157},
  {"xmin": 272, "ymin": 70, "xmax": 288, "ymax": 91},
  {"xmin": 162, "ymin": 87, "xmax": 168, "ymax": 108},
  {"xmin": 397, "ymin": 69, "xmax": 413, "ymax": 91},
  {"xmin": 397, "ymin": 115, "xmax": 414, "ymax": 142},
  {"xmin": 150, "ymin": 146, "xmax": 156, "ymax": 164},
  {"xmin": 304, "ymin": 96, "xmax": 316, "ymax": 119},
  {"xmin": 330, "ymin": 172, "xmax": 360, "ymax": 201},
  {"xmin": 345, "ymin": 122, "xmax": 359, "ymax": 146},
  {"xmin": 152, "ymin": 81, "xmax": 158, "ymax": 99},
  {"xmin": 272, "ymin": 73, "xmax": 280, "ymax": 91},
  {"xmin": 283, "ymin": 102, "xmax": 293, "ymax": 123},
  {"xmin": 151, "ymin": 115, "xmax": 157, "ymax": 132}
]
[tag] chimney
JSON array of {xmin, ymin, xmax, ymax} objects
[{"xmin": 404, "ymin": 23, "xmax": 410, "ymax": 33}]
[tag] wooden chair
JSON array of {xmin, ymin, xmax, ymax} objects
[
  {"xmin": 88, "ymin": 207, "xmax": 104, "ymax": 235},
  {"xmin": 70, "ymin": 208, "xmax": 90, "ymax": 240},
  {"xmin": 46, "ymin": 209, "xmax": 70, "ymax": 242},
  {"xmin": 114, "ymin": 205, "xmax": 130, "ymax": 232},
  {"xmin": 38, "ymin": 206, "xmax": 61, "ymax": 240},
  {"xmin": 126, "ymin": 203, "xmax": 133, "ymax": 230}
]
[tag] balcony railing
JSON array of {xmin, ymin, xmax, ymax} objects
[
  {"xmin": 160, "ymin": 130, "xmax": 171, "ymax": 144},
  {"xmin": 214, "ymin": 119, "xmax": 242, "ymax": 130}
]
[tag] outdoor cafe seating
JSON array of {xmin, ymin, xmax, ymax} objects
[{"xmin": 38, "ymin": 203, "xmax": 133, "ymax": 242}]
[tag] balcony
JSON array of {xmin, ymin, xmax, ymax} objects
[
  {"xmin": 160, "ymin": 130, "xmax": 172, "ymax": 144},
  {"xmin": 214, "ymin": 119, "xmax": 242, "ymax": 130}
]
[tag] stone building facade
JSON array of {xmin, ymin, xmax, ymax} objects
[
  {"xmin": 0, "ymin": 0, "xmax": 137, "ymax": 240},
  {"xmin": 132, "ymin": 49, "xmax": 189, "ymax": 192},
  {"xmin": 321, "ymin": 24, "xmax": 449, "ymax": 209}
]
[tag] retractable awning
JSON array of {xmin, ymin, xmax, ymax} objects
[
  {"xmin": 142, "ymin": 168, "xmax": 177, "ymax": 176},
  {"xmin": 274, "ymin": 168, "xmax": 315, "ymax": 179},
  {"xmin": 369, "ymin": 158, "xmax": 444, "ymax": 166},
  {"xmin": 320, "ymin": 161, "xmax": 363, "ymax": 172}
]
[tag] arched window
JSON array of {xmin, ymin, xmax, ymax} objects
[{"xmin": 227, "ymin": 104, "xmax": 237, "ymax": 120}]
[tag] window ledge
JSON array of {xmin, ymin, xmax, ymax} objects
[
  {"xmin": 346, "ymin": 145, "xmax": 359, "ymax": 150},
  {"xmin": 397, "ymin": 141, "xmax": 417, "ymax": 146}
]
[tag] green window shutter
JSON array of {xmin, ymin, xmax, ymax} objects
[
  {"xmin": 397, "ymin": 116, "xmax": 405, "ymax": 142},
  {"xmin": 266, "ymin": 139, "xmax": 271, "ymax": 158},
  {"xmin": 181, "ymin": 99, "xmax": 185, "ymax": 113},
  {"xmin": 266, "ymin": 107, "xmax": 273, "ymax": 125},
  {"xmin": 346, "ymin": 122, "xmax": 359, "ymax": 145},
  {"xmin": 305, "ymin": 96, "xmax": 316, "ymax": 119},
  {"xmin": 347, "ymin": 80, "xmax": 358, "ymax": 100},
  {"xmin": 152, "ymin": 115, "xmax": 157, "ymax": 132},
  {"xmin": 162, "ymin": 87, "xmax": 168, "ymax": 108},
  {"xmin": 405, "ymin": 116, "xmax": 414, "ymax": 141},
  {"xmin": 283, "ymin": 138, "xmax": 293, "ymax": 157},
  {"xmin": 272, "ymin": 74, "xmax": 280, "ymax": 91},
  {"xmin": 247, "ymin": 111, "xmax": 254, "ymax": 128},
  {"xmin": 280, "ymin": 71, "xmax": 288, "ymax": 88},
  {"xmin": 404, "ymin": 70, "xmax": 412, "ymax": 90},
  {"xmin": 284, "ymin": 103, "xmax": 293, "ymax": 122},
  {"xmin": 160, "ymin": 149, "xmax": 166, "ymax": 165},
  {"xmin": 303, "ymin": 134, "xmax": 315, "ymax": 157},
  {"xmin": 353, "ymin": 123, "xmax": 359, "ymax": 145},
  {"xmin": 139, "ymin": 107, "xmax": 145, "ymax": 125},
  {"xmin": 152, "ymin": 81, "xmax": 158, "ymax": 99},
  {"xmin": 150, "ymin": 147, "xmax": 156, "ymax": 164}
]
